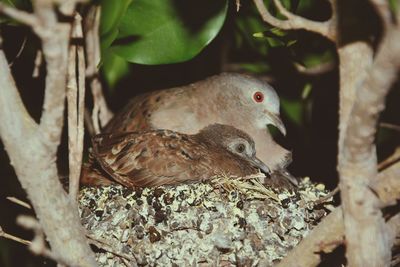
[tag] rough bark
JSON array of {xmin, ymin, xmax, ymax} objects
[
  {"xmin": 337, "ymin": 1, "xmax": 400, "ymax": 265},
  {"xmin": 67, "ymin": 14, "xmax": 86, "ymax": 201},
  {"xmin": 254, "ymin": 0, "xmax": 400, "ymax": 266},
  {"xmin": 0, "ymin": 1, "xmax": 97, "ymax": 266}
]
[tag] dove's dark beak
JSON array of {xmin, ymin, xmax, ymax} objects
[
  {"xmin": 249, "ymin": 157, "xmax": 271, "ymax": 175},
  {"xmin": 277, "ymin": 169, "xmax": 298, "ymax": 186}
]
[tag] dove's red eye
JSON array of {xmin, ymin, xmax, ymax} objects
[{"xmin": 253, "ymin": 92, "xmax": 264, "ymax": 103}]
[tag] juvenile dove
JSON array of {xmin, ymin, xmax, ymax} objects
[
  {"xmin": 81, "ymin": 124, "xmax": 270, "ymax": 187},
  {"xmin": 103, "ymin": 73, "xmax": 292, "ymax": 173}
]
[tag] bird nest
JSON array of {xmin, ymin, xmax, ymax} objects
[{"xmin": 79, "ymin": 176, "xmax": 334, "ymax": 266}]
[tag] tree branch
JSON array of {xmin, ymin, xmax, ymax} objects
[
  {"xmin": 34, "ymin": 0, "xmax": 69, "ymax": 154},
  {"xmin": 338, "ymin": 9, "xmax": 400, "ymax": 266},
  {"xmin": 0, "ymin": 43, "xmax": 97, "ymax": 267},
  {"xmin": 84, "ymin": 5, "xmax": 113, "ymax": 134},
  {"xmin": 67, "ymin": 13, "xmax": 86, "ymax": 201},
  {"xmin": 0, "ymin": 1, "xmax": 97, "ymax": 266},
  {"xmin": 0, "ymin": 2, "xmax": 38, "ymax": 26},
  {"xmin": 277, "ymin": 161, "xmax": 400, "ymax": 267},
  {"xmin": 0, "ymin": 43, "xmax": 37, "ymax": 138},
  {"xmin": 253, "ymin": 0, "xmax": 336, "ymax": 41}
]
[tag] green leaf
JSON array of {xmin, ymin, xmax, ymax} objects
[
  {"xmin": 252, "ymin": 32, "xmax": 265, "ymax": 38},
  {"xmin": 0, "ymin": 0, "xmax": 29, "ymax": 8},
  {"xmin": 236, "ymin": 14, "xmax": 270, "ymax": 55},
  {"xmin": 389, "ymin": 0, "xmax": 398, "ymax": 14},
  {"xmin": 0, "ymin": 0, "xmax": 31, "ymax": 24},
  {"xmin": 99, "ymin": 0, "xmax": 132, "ymax": 53},
  {"xmin": 301, "ymin": 83, "xmax": 312, "ymax": 99},
  {"xmin": 239, "ymin": 62, "xmax": 271, "ymax": 74},
  {"xmin": 109, "ymin": 0, "xmax": 228, "ymax": 65},
  {"xmin": 286, "ymin": 39, "xmax": 297, "ymax": 47},
  {"xmin": 281, "ymin": 98, "xmax": 303, "ymax": 126},
  {"xmin": 101, "ymin": 52, "xmax": 130, "ymax": 89},
  {"xmin": 302, "ymin": 50, "xmax": 334, "ymax": 68},
  {"xmin": 297, "ymin": 0, "xmax": 313, "ymax": 13},
  {"xmin": 269, "ymin": 27, "xmax": 287, "ymax": 37},
  {"xmin": 281, "ymin": 0, "xmax": 292, "ymax": 11},
  {"xmin": 253, "ymin": 28, "xmax": 296, "ymax": 48},
  {"xmin": 265, "ymin": 37, "xmax": 285, "ymax": 47},
  {"xmin": 100, "ymin": 0, "xmax": 132, "ymax": 36},
  {"xmin": 253, "ymin": 28, "xmax": 288, "ymax": 39},
  {"xmin": 101, "ymin": 27, "xmax": 119, "ymax": 52}
]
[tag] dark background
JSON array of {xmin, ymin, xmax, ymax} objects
[{"xmin": 0, "ymin": 1, "xmax": 399, "ymax": 266}]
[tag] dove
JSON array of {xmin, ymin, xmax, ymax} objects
[
  {"xmin": 103, "ymin": 73, "xmax": 292, "ymax": 173},
  {"xmin": 81, "ymin": 124, "xmax": 271, "ymax": 188}
]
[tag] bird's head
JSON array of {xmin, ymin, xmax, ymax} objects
[
  {"xmin": 212, "ymin": 73, "xmax": 286, "ymax": 136},
  {"xmin": 197, "ymin": 124, "xmax": 270, "ymax": 174}
]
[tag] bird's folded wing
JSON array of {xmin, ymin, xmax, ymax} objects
[
  {"xmin": 91, "ymin": 131, "xmax": 204, "ymax": 187},
  {"xmin": 102, "ymin": 93, "xmax": 153, "ymax": 133}
]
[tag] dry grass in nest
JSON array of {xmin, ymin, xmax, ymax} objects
[{"xmin": 209, "ymin": 171, "xmax": 281, "ymax": 202}]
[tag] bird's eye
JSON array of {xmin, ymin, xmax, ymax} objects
[
  {"xmin": 253, "ymin": 91, "xmax": 264, "ymax": 103},
  {"xmin": 236, "ymin": 143, "xmax": 246, "ymax": 153}
]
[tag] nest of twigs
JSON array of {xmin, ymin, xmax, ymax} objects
[{"xmin": 79, "ymin": 176, "xmax": 334, "ymax": 266}]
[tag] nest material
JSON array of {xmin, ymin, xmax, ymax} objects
[{"xmin": 79, "ymin": 176, "xmax": 334, "ymax": 266}]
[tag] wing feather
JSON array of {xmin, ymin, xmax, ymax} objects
[{"xmin": 91, "ymin": 130, "xmax": 210, "ymax": 187}]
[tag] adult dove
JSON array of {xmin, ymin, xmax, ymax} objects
[{"xmin": 103, "ymin": 73, "xmax": 292, "ymax": 173}]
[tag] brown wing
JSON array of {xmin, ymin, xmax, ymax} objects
[
  {"xmin": 102, "ymin": 91, "xmax": 165, "ymax": 133},
  {"xmin": 80, "ymin": 163, "xmax": 115, "ymax": 187},
  {"xmin": 91, "ymin": 130, "xmax": 211, "ymax": 188}
]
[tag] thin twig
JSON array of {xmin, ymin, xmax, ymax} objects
[
  {"xmin": 313, "ymin": 186, "xmax": 339, "ymax": 206},
  {"xmin": 378, "ymin": 147, "xmax": 400, "ymax": 171},
  {"xmin": 85, "ymin": 5, "xmax": 113, "ymax": 134},
  {"xmin": 210, "ymin": 172, "xmax": 280, "ymax": 202},
  {"xmin": 84, "ymin": 108, "xmax": 96, "ymax": 136},
  {"xmin": 76, "ymin": 12, "xmax": 86, "ymax": 189},
  {"xmin": 6, "ymin": 196, "xmax": 32, "ymax": 209},
  {"xmin": 235, "ymin": 0, "xmax": 241, "ymax": 12},
  {"xmin": 8, "ymin": 36, "xmax": 27, "ymax": 67},
  {"xmin": 0, "ymin": 225, "xmax": 31, "ymax": 245},
  {"xmin": 86, "ymin": 234, "xmax": 137, "ymax": 262},
  {"xmin": 294, "ymin": 61, "xmax": 336, "ymax": 76},
  {"xmin": 17, "ymin": 215, "xmax": 68, "ymax": 266},
  {"xmin": 380, "ymin": 122, "xmax": 400, "ymax": 132},
  {"xmin": 32, "ymin": 49, "xmax": 42, "ymax": 78},
  {"xmin": 91, "ymin": 83, "xmax": 102, "ymax": 134},
  {"xmin": 67, "ymin": 13, "xmax": 85, "ymax": 201},
  {"xmin": 67, "ymin": 19, "xmax": 78, "ymax": 199}
]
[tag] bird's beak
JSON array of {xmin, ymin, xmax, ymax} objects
[
  {"xmin": 265, "ymin": 111, "xmax": 286, "ymax": 136},
  {"xmin": 249, "ymin": 157, "xmax": 271, "ymax": 175},
  {"xmin": 277, "ymin": 169, "xmax": 299, "ymax": 186}
]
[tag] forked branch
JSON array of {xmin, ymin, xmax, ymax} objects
[
  {"xmin": 338, "ymin": 3, "xmax": 400, "ymax": 265},
  {"xmin": 0, "ymin": 1, "xmax": 97, "ymax": 266},
  {"xmin": 253, "ymin": 0, "xmax": 336, "ymax": 41}
]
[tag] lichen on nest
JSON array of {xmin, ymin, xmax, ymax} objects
[{"xmin": 79, "ymin": 176, "xmax": 334, "ymax": 266}]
